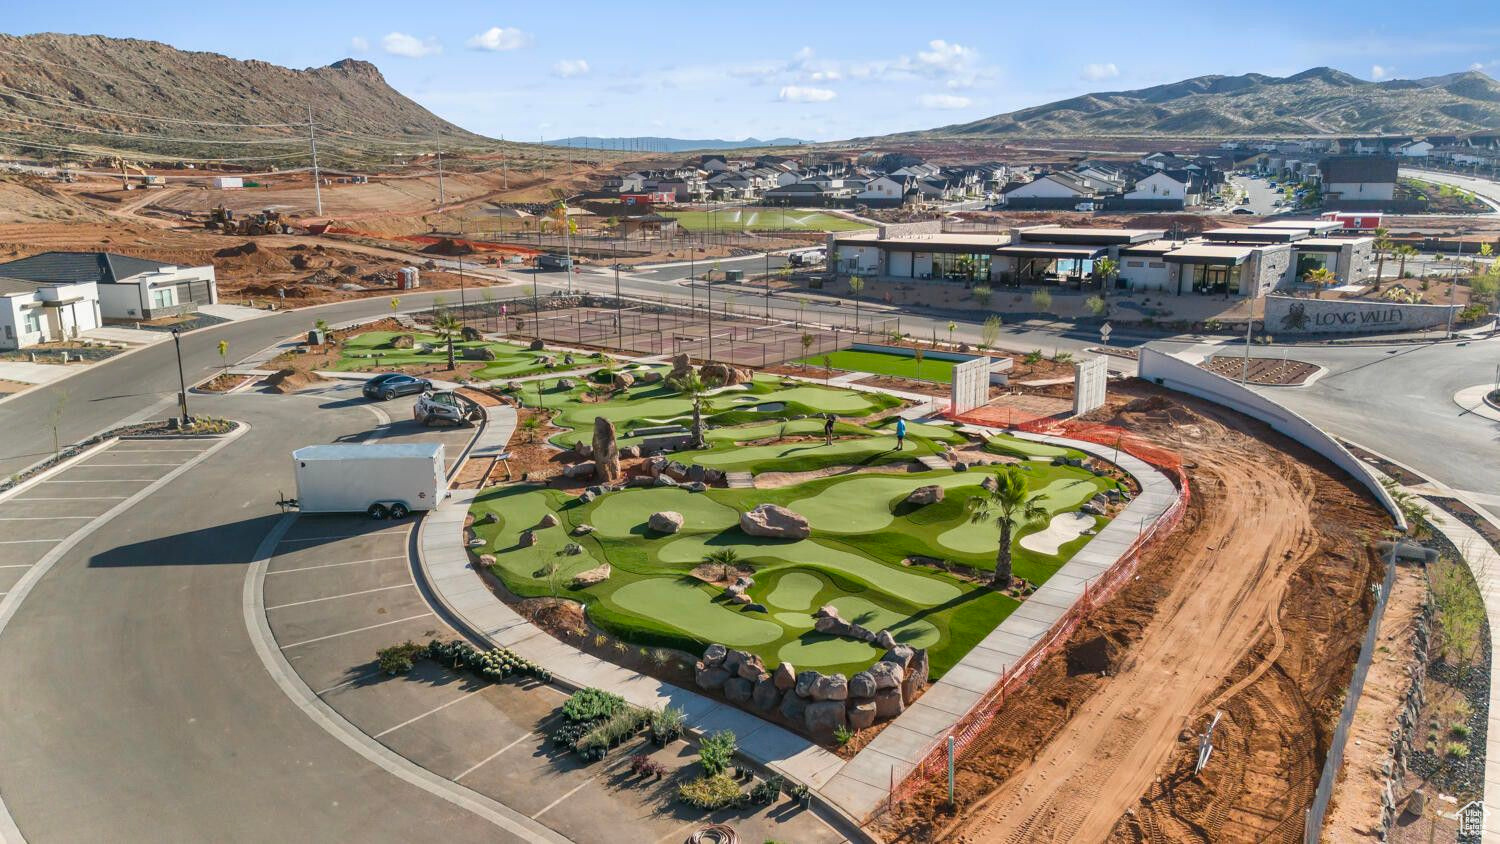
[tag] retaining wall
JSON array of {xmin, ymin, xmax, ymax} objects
[{"xmin": 1136, "ymin": 347, "xmax": 1406, "ymax": 530}]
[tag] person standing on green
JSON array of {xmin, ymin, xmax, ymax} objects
[
  {"xmin": 823, "ymin": 413, "xmax": 836, "ymax": 445},
  {"xmin": 895, "ymin": 417, "xmax": 907, "ymax": 451}
]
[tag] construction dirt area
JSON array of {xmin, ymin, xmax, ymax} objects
[{"xmin": 874, "ymin": 382, "xmax": 1390, "ymax": 843}]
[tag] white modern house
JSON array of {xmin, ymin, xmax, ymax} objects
[
  {"xmin": 0, "ymin": 252, "xmax": 218, "ymax": 322},
  {"xmin": 1398, "ymin": 140, "xmax": 1433, "ymax": 158},
  {"xmin": 1123, "ymin": 171, "xmax": 1189, "ymax": 205},
  {"xmin": 0, "ymin": 276, "xmax": 102, "ymax": 350}
]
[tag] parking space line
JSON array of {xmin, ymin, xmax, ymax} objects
[
  {"xmin": 265, "ymin": 554, "xmax": 407, "ymax": 575},
  {"xmin": 316, "ymin": 668, "xmax": 382, "ymax": 696},
  {"xmin": 0, "ymin": 565, "xmax": 27, "ymax": 569},
  {"xmin": 38, "ymin": 479, "xmax": 159, "ymax": 483},
  {"xmin": 0, "ymin": 516, "xmax": 94, "ymax": 521},
  {"xmin": 278, "ymin": 612, "xmax": 432, "ymax": 649},
  {"xmin": 264, "ymin": 583, "xmax": 413, "ymax": 611},
  {"xmin": 373, "ymin": 688, "xmax": 486, "ymax": 738},
  {"xmin": 530, "ymin": 777, "xmax": 595, "ymax": 820},
  {"xmin": 78, "ymin": 462, "xmax": 183, "ymax": 467},
  {"xmin": 12, "ymin": 496, "xmax": 129, "ymax": 501},
  {"xmin": 455, "ymin": 715, "xmax": 563, "ymax": 781},
  {"xmin": 0, "ymin": 539, "xmax": 60, "ymax": 545},
  {"xmin": 278, "ymin": 529, "xmax": 410, "ymax": 544},
  {"xmin": 108, "ymin": 448, "xmax": 209, "ymax": 453}
]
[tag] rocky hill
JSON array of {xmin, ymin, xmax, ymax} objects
[
  {"xmin": 907, "ymin": 67, "xmax": 1500, "ymax": 138},
  {"xmin": 0, "ymin": 33, "xmax": 494, "ymax": 162}
]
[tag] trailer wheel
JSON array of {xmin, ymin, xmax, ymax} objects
[
  {"xmin": 367, "ymin": 502, "xmax": 390, "ymax": 520},
  {"xmin": 389, "ymin": 502, "xmax": 410, "ymax": 519}
]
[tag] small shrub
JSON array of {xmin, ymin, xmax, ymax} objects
[
  {"xmin": 630, "ymin": 754, "xmax": 667, "ymax": 779},
  {"xmin": 1051, "ymin": 351, "xmax": 1073, "ymax": 364},
  {"xmin": 698, "ymin": 730, "xmax": 737, "ymax": 776},
  {"xmin": 376, "ymin": 641, "xmax": 424, "ymax": 675},
  {"xmin": 832, "ymin": 725, "xmax": 854, "ymax": 746},
  {"xmin": 1446, "ymin": 741, "xmax": 1470, "ymax": 759},
  {"xmin": 750, "ymin": 775, "xmax": 784, "ymax": 805},
  {"xmin": 1023, "ymin": 350, "xmax": 1043, "ymax": 366},
  {"xmin": 651, "ymin": 706, "xmax": 686, "ymax": 745},
  {"xmin": 677, "ymin": 773, "xmax": 741, "ymax": 810},
  {"xmin": 1451, "ymin": 723, "xmax": 1473, "ymax": 739},
  {"xmin": 563, "ymin": 687, "xmax": 627, "ymax": 723}
]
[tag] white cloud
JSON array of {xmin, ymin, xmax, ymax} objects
[
  {"xmin": 779, "ymin": 85, "xmax": 836, "ymax": 103},
  {"xmin": 921, "ymin": 93, "xmax": 972, "ymax": 110},
  {"xmin": 381, "ymin": 32, "xmax": 442, "ymax": 58},
  {"xmin": 1371, "ymin": 64, "xmax": 1393, "ymax": 80},
  {"xmin": 1081, "ymin": 62, "xmax": 1119, "ymax": 81},
  {"xmin": 553, "ymin": 59, "xmax": 590, "ymax": 78},
  {"xmin": 806, "ymin": 69, "xmax": 842, "ymax": 82},
  {"xmin": 467, "ymin": 26, "xmax": 531, "ymax": 51},
  {"xmin": 350, "ymin": 36, "xmax": 369, "ymax": 52},
  {"xmin": 916, "ymin": 40, "xmax": 976, "ymax": 74}
]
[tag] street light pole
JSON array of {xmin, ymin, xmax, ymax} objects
[
  {"xmin": 614, "ymin": 263, "xmax": 623, "ymax": 349},
  {"xmin": 171, "ymin": 328, "xmax": 189, "ymax": 426},
  {"xmin": 765, "ymin": 251, "xmax": 771, "ymax": 318}
]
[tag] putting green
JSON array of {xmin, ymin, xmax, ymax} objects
[
  {"xmin": 777, "ymin": 634, "xmax": 881, "ymax": 668},
  {"xmin": 658, "ymin": 535, "xmax": 961, "ymax": 605},
  {"xmin": 773, "ymin": 612, "xmax": 816, "ymax": 629},
  {"xmin": 705, "ymin": 418, "xmax": 837, "ymax": 442},
  {"xmin": 766, "ymin": 571, "xmax": 824, "ymax": 610},
  {"xmin": 588, "ymin": 488, "xmax": 740, "ymax": 538},
  {"xmin": 610, "ymin": 579, "xmax": 782, "ymax": 647},
  {"xmin": 985, "ymin": 433, "xmax": 1071, "ymax": 459},
  {"xmin": 790, "ymin": 472, "xmax": 990, "ymax": 533},
  {"xmin": 687, "ymin": 436, "xmax": 903, "ymax": 471},
  {"xmin": 829, "ymin": 596, "xmax": 942, "ymax": 649},
  {"xmin": 936, "ymin": 477, "xmax": 1105, "ymax": 554}
]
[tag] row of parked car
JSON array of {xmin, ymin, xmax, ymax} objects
[{"xmin": 361, "ymin": 373, "xmax": 483, "ymax": 427}]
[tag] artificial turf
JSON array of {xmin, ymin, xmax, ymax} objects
[
  {"xmin": 795, "ymin": 349, "xmax": 962, "ymax": 383},
  {"xmin": 336, "ymin": 331, "xmax": 555, "ymax": 379}
]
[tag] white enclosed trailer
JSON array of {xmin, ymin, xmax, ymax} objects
[{"xmin": 291, "ymin": 443, "xmax": 446, "ymax": 519}]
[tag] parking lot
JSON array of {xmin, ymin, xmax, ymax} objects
[
  {"xmin": 253, "ymin": 392, "xmax": 840, "ymax": 843},
  {"xmin": 0, "ymin": 437, "xmax": 228, "ymax": 600}
]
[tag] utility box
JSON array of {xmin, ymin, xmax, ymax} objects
[
  {"xmin": 307, "ymin": 328, "xmax": 325, "ymax": 345},
  {"xmin": 725, "ymin": 269, "xmax": 744, "ymax": 282},
  {"xmin": 398, "ymin": 267, "xmax": 421, "ymax": 289},
  {"xmin": 291, "ymin": 443, "xmax": 446, "ymax": 517}
]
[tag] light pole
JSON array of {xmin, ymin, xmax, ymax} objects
[
  {"xmin": 765, "ymin": 250, "xmax": 771, "ymax": 318},
  {"xmin": 614, "ymin": 263, "xmax": 623, "ymax": 349},
  {"xmin": 171, "ymin": 328, "xmax": 189, "ymax": 426}
]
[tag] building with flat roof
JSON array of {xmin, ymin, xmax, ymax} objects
[
  {"xmin": 0, "ymin": 252, "xmax": 217, "ymax": 321},
  {"xmin": 0, "ymin": 275, "xmax": 102, "ymax": 350}
]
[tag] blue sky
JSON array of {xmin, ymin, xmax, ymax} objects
[{"xmin": 6, "ymin": 1, "xmax": 1500, "ymax": 141}]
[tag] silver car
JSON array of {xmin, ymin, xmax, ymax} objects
[{"xmin": 412, "ymin": 390, "xmax": 483, "ymax": 427}]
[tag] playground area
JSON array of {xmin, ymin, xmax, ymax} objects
[
  {"xmin": 469, "ymin": 366, "xmax": 1126, "ymax": 687},
  {"xmin": 509, "ymin": 305, "xmax": 892, "ymax": 367}
]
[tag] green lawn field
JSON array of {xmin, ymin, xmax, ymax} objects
[
  {"xmin": 664, "ymin": 208, "xmax": 870, "ymax": 233},
  {"xmin": 795, "ymin": 349, "xmax": 967, "ymax": 383},
  {"xmin": 336, "ymin": 331, "xmax": 555, "ymax": 380}
]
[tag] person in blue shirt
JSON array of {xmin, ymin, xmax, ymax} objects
[{"xmin": 895, "ymin": 417, "xmax": 907, "ymax": 451}]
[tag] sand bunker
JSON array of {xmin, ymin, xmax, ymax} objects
[{"xmin": 1019, "ymin": 511, "xmax": 1095, "ymax": 555}]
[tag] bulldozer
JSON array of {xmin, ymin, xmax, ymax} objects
[
  {"xmin": 205, "ymin": 205, "xmax": 233, "ymax": 230},
  {"xmin": 221, "ymin": 208, "xmax": 291, "ymax": 236}
]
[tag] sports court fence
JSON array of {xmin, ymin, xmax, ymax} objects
[{"xmin": 879, "ymin": 416, "xmax": 1191, "ymax": 814}]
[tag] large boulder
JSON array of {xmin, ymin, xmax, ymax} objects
[
  {"xmin": 811, "ymin": 673, "xmax": 849, "ymax": 702},
  {"xmin": 528, "ymin": 338, "xmax": 545, "ymax": 351},
  {"xmin": 568, "ymin": 563, "xmax": 611, "ymax": 588},
  {"xmin": 773, "ymin": 662, "xmax": 797, "ymax": 691},
  {"xmin": 739, "ymin": 504, "xmax": 811, "ymax": 540},
  {"xmin": 686, "ymin": 464, "xmax": 707, "ymax": 483},
  {"xmin": 652, "ymin": 476, "xmax": 679, "ymax": 488},
  {"xmin": 722, "ymin": 649, "xmax": 752, "ymax": 676},
  {"xmin": 736, "ymin": 654, "xmax": 766, "ymax": 681},
  {"xmin": 462, "ymin": 345, "xmax": 498, "ymax": 361},
  {"xmin": 475, "ymin": 512, "xmax": 498, "ymax": 526},
  {"xmin": 699, "ymin": 362, "xmax": 730, "ymax": 385},
  {"xmin": 389, "ymin": 333, "xmax": 416, "ymax": 349},
  {"xmin": 794, "ymin": 670, "xmax": 821, "ymax": 699},
  {"xmin": 592, "ymin": 417, "xmax": 621, "ymax": 484},
  {"xmin": 564, "ymin": 462, "xmax": 596, "ymax": 479},
  {"xmin": 902, "ymin": 648, "xmax": 929, "ymax": 704},
  {"xmin": 848, "ymin": 671, "xmax": 876, "ymax": 699},
  {"xmin": 867, "ymin": 660, "xmax": 904, "ymax": 691},
  {"xmin": 538, "ymin": 513, "xmax": 559, "ymax": 529},
  {"xmin": 752, "ymin": 676, "xmax": 781, "ymax": 711},
  {"xmin": 639, "ymin": 370, "xmax": 663, "ymax": 385},
  {"xmin": 518, "ymin": 530, "xmax": 537, "ymax": 548},
  {"xmin": 814, "ymin": 615, "xmax": 850, "ymax": 636},
  {"xmin": 723, "ymin": 677, "xmax": 754, "ymax": 704},
  {"xmin": 848, "ymin": 701, "xmax": 878, "ymax": 730},
  {"xmin": 847, "ymin": 624, "xmax": 875, "ymax": 643},
  {"xmin": 875, "ymin": 629, "xmax": 898, "ymax": 650},
  {"xmin": 571, "ymin": 523, "xmax": 595, "ymax": 536},
  {"xmin": 874, "ymin": 687, "xmax": 905, "ymax": 719},
  {"xmin": 648, "ymin": 511, "xmax": 684, "ymax": 534},
  {"xmin": 804, "ymin": 701, "xmax": 848, "ymax": 740},
  {"xmin": 622, "ymin": 445, "xmax": 641, "ymax": 459},
  {"xmin": 669, "ymin": 353, "xmax": 692, "ymax": 379},
  {"xmin": 904, "ymin": 485, "xmax": 945, "ymax": 506},
  {"xmin": 695, "ymin": 663, "xmax": 731, "ymax": 690},
  {"xmin": 981, "ymin": 475, "xmax": 999, "ymax": 492},
  {"xmin": 780, "ymin": 689, "xmax": 809, "ymax": 724},
  {"xmin": 611, "ymin": 371, "xmax": 635, "ymax": 390},
  {"xmin": 703, "ymin": 643, "xmax": 728, "ymax": 667},
  {"xmin": 883, "ymin": 645, "xmax": 916, "ymax": 670}
]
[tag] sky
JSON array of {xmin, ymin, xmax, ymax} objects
[{"xmin": 6, "ymin": 1, "xmax": 1500, "ymax": 142}]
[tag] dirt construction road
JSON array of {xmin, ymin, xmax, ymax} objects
[{"xmin": 879, "ymin": 388, "xmax": 1387, "ymax": 843}]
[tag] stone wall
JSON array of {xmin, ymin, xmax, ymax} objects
[
  {"xmin": 696, "ymin": 613, "xmax": 929, "ymax": 742},
  {"xmin": 1377, "ymin": 596, "xmax": 1432, "ymax": 836},
  {"xmin": 1263, "ymin": 294, "xmax": 1462, "ymax": 335}
]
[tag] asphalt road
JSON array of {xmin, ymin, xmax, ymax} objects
[
  {"xmin": 0, "ymin": 393, "xmax": 510, "ymax": 842},
  {"xmin": 1399, "ymin": 167, "xmax": 1500, "ymax": 215}
]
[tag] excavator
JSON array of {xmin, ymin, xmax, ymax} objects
[
  {"xmin": 112, "ymin": 157, "xmax": 164, "ymax": 189},
  {"xmin": 208, "ymin": 206, "xmax": 291, "ymax": 236}
]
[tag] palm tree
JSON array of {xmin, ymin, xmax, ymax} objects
[
  {"xmin": 432, "ymin": 310, "xmax": 463, "ymax": 370},
  {"xmin": 701, "ymin": 548, "xmax": 741, "ymax": 583},
  {"xmin": 1372, "ymin": 228, "xmax": 1391, "ymax": 281},
  {"xmin": 1093, "ymin": 256, "xmax": 1119, "ymax": 296},
  {"xmin": 1304, "ymin": 266, "xmax": 1337, "ymax": 299},
  {"xmin": 966, "ymin": 467, "xmax": 1047, "ymax": 589},
  {"xmin": 668, "ymin": 368, "xmax": 709, "ymax": 448},
  {"xmin": 1396, "ymin": 245, "xmax": 1418, "ymax": 278},
  {"xmin": 848, "ymin": 275, "xmax": 865, "ymax": 332}
]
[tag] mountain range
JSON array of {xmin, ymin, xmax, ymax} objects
[{"xmin": 903, "ymin": 67, "xmax": 1500, "ymax": 138}]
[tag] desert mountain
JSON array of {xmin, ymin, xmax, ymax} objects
[
  {"xmin": 0, "ymin": 32, "xmax": 494, "ymax": 161},
  {"xmin": 907, "ymin": 67, "xmax": 1500, "ymax": 138}
]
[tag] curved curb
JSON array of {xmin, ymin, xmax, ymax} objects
[
  {"xmin": 242, "ymin": 513, "xmax": 570, "ymax": 844},
  {"xmin": 1454, "ymin": 384, "xmax": 1500, "ymax": 424},
  {"xmin": 0, "ymin": 422, "xmax": 250, "ymax": 844}
]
